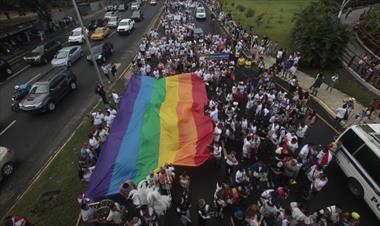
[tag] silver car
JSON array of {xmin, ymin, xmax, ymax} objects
[
  {"xmin": 0, "ymin": 146, "xmax": 15, "ymax": 181},
  {"xmin": 51, "ymin": 46, "xmax": 82, "ymax": 67}
]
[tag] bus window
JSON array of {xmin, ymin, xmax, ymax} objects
[
  {"xmin": 340, "ymin": 129, "xmax": 364, "ymax": 154},
  {"xmin": 354, "ymin": 145, "xmax": 380, "ymax": 186}
]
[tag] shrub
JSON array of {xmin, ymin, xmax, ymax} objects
[
  {"xmin": 231, "ymin": 2, "xmax": 235, "ymax": 7},
  {"xmin": 245, "ymin": 8, "xmax": 255, "ymax": 18},
  {"xmin": 361, "ymin": 5, "xmax": 380, "ymax": 39},
  {"xmin": 236, "ymin": 5, "xmax": 246, "ymax": 12}
]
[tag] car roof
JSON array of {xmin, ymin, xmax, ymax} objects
[{"xmin": 120, "ymin": 18, "xmax": 132, "ymax": 22}]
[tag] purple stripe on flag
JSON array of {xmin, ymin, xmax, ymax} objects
[{"xmin": 86, "ymin": 76, "xmax": 141, "ymax": 198}]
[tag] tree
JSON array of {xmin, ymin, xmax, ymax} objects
[
  {"xmin": 361, "ymin": 5, "xmax": 380, "ymax": 40},
  {"xmin": 292, "ymin": 0, "xmax": 350, "ymax": 68}
]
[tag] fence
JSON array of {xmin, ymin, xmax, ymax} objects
[{"xmin": 348, "ymin": 55, "xmax": 380, "ymax": 89}]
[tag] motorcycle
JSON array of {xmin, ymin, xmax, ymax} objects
[{"xmin": 11, "ymin": 85, "xmax": 29, "ymax": 112}]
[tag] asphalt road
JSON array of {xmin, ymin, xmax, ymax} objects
[
  {"xmin": 0, "ymin": 2, "xmax": 163, "ymax": 217},
  {"xmin": 79, "ymin": 4, "xmax": 379, "ymax": 226}
]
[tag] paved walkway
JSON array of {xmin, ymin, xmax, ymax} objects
[{"xmin": 204, "ymin": 2, "xmax": 379, "ymax": 128}]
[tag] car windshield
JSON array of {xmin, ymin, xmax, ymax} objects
[
  {"xmin": 71, "ymin": 30, "xmax": 82, "ymax": 36},
  {"xmin": 109, "ymin": 17, "xmax": 117, "ymax": 22},
  {"xmin": 197, "ymin": 8, "xmax": 205, "ymax": 13},
  {"xmin": 32, "ymin": 45, "xmax": 44, "ymax": 53},
  {"xmin": 119, "ymin": 20, "xmax": 130, "ymax": 26},
  {"xmin": 95, "ymin": 27, "xmax": 104, "ymax": 33},
  {"xmin": 30, "ymin": 83, "xmax": 49, "ymax": 94},
  {"xmin": 92, "ymin": 45, "xmax": 103, "ymax": 54},
  {"xmin": 56, "ymin": 51, "xmax": 69, "ymax": 59},
  {"xmin": 105, "ymin": 12, "xmax": 112, "ymax": 17}
]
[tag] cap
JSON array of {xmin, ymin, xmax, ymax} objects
[
  {"xmin": 233, "ymin": 209, "xmax": 244, "ymax": 220},
  {"xmin": 351, "ymin": 212, "xmax": 360, "ymax": 220}
]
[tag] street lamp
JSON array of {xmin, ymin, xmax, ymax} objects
[{"xmin": 72, "ymin": 0, "xmax": 104, "ymax": 85}]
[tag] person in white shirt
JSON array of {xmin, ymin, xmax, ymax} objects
[
  {"xmin": 335, "ymin": 104, "xmax": 347, "ymax": 123},
  {"xmin": 106, "ymin": 202, "xmax": 125, "ymax": 224},
  {"xmin": 91, "ymin": 111, "xmax": 104, "ymax": 128},
  {"xmin": 242, "ymin": 136, "xmax": 252, "ymax": 159},
  {"xmin": 213, "ymin": 123, "xmax": 223, "ymax": 142},
  {"xmin": 296, "ymin": 122, "xmax": 308, "ymax": 143},
  {"xmin": 111, "ymin": 91, "xmax": 120, "ymax": 106},
  {"xmin": 104, "ymin": 110, "xmax": 116, "ymax": 128},
  {"xmin": 298, "ymin": 144, "xmax": 312, "ymax": 163},
  {"xmin": 290, "ymin": 202, "xmax": 306, "ymax": 226}
]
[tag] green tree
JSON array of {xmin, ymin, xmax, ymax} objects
[
  {"xmin": 361, "ymin": 5, "xmax": 380, "ymax": 40},
  {"xmin": 292, "ymin": 0, "xmax": 349, "ymax": 68}
]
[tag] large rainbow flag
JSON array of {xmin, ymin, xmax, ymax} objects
[{"xmin": 86, "ymin": 74, "xmax": 213, "ymax": 198}]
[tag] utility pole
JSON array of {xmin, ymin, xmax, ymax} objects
[
  {"xmin": 72, "ymin": 0, "xmax": 104, "ymax": 85},
  {"xmin": 338, "ymin": 0, "xmax": 352, "ymax": 19}
]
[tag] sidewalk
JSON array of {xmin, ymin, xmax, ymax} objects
[{"xmin": 204, "ymin": 1, "xmax": 379, "ymax": 128}]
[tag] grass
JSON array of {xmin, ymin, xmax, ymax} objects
[
  {"xmin": 10, "ymin": 80, "xmax": 126, "ymax": 226},
  {"xmin": 302, "ymin": 66, "xmax": 376, "ymax": 106},
  {"xmin": 220, "ymin": 0, "xmax": 311, "ymax": 48}
]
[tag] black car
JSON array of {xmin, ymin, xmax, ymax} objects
[
  {"xmin": 86, "ymin": 42, "xmax": 114, "ymax": 64},
  {"xmin": 88, "ymin": 19, "xmax": 106, "ymax": 32},
  {"xmin": 131, "ymin": 10, "xmax": 144, "ymax": 21},
  {"xmin": 0, "ymin": 58, "xmax": 12, "ymax": 81},
  {"xmin": 23, "ymin": 41, "xmax": 62, "ymax": 65},
  {"xmin": 19, "ymin": 67, "xmax": 77, "ymax": 112}
]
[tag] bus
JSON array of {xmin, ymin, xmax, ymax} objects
[{"xmin": 334, "ymin": 124, "xmax": 380, "ymax": 220}]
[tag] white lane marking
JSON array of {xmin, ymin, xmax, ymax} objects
[
  {"xmin": 0, "ymin": 120, "xmax": 16, "ymax": 137},
  {"xmin": 26, "ymin": 73, "xmax": 41, "ymax": 85},
  {"xmin": 108, "ymin": 31, "xmax": 116, "ymax": 38},
  {"xmin": 6, "ymin": 65, "xmax": 31, "ymax": 81}
]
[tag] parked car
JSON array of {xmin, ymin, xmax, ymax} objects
[
  {"xmin": 88, "ymin": 19, "xmax": 105, "ymax": 32},
  {"xmin": 0, "ymin": 58, "xmax": 12, "ymax": 81},
  {"xmin": 117, "ymin": 18, "xmax": 135, "ymax": 34},
  {"xmin": 150, "ymin": 0, "xmax": 157, "ymax": 6},
  {"xmin": 107, "ymin": 16, "xmax": 119, "ymax": 28},
  {"xmin": 19, "ymin": 67, "xmax": 77, "ymax": 112},
  {"xmin": 90, "ymin": 26, "xmax": 110, "ymax": 41},
  {"xmin": 195, "ymin": 6, "xmax": 206, "ymax": 19},
  {"xmin": 131, "ymin": 2, "xmax": 140, "ymax": 10},
  {"xmin": 118, "ymin": 4, "xmax": 126, "ymax": 11},
  {"xmin": 68, "ymin": 27, "xmax": 88, "ymax": 44},
  {"xmin": 86, "ymin": 42, "xmax": 114, "ymax": 64},
  {"xmin": 131, "ymin": 10, "xmax": 144, "ymax": 21},
  {"xmin": 104, "ymin": 11, "xmax": 114, "ymax": 21},
  {"xmin": 23, "ymin": 41, "xmax": 62, "ymax": 65},
  {"xmin": 51, "ymin": 46, "xmax": 82, "ymax": 67},
  {"xmin": 0, "ymin": 146, "xmax": 15, "ymax": 181}
]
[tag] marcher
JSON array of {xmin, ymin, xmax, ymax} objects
[
  {"xmin": 326, "ymin": 74, "xmax": 339, "ymax": 93},
  {"xmin": 95, "ymin": 83, "xmax": 109, "ymax": 106}
]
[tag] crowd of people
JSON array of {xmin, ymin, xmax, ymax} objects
[{"xmin": 74, "ymin": 0, "xmax": 365, "ymax": 225}]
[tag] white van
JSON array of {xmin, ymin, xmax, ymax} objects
[
  {"xmin": 68, "ymin": 27, "xmax": 88, "ymax": 44},
  {"xmin": 334, "ymin": 124, "xmax": 380, "ymax": 220}
]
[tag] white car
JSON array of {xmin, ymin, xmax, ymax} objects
[
  {"xmin": 104, "ymin": 11, "xmax": 113, "ymax": 21},
  {"xmin": 68, "ymin": 27, "xmax": 88, "ymax": 44},
  {"xmin": 195, "ymin": 6, "xmax": 206, "ymax": 19},
  {"xmin": 107, "ymin": 16, "xmax": 119, "ymax": 28},
  {"xmin": 150, "ymin": 0, "xmax": 157, "ymax": 5},
  {"xmin": 118, "ymin": 4, "xmax": 126, "ymax": 11},
  {"xmin": 0, "ymin": 146, "xmax": 15, "ymax": 181},
  {"xmin": 117, "ymin": 18, "xmax": 135, "ymax": 34},
  {"xmin": 131, "ymin": 2, "xmax": 140, "ymax": 10}
]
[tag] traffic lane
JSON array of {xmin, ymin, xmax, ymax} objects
[
  {"xmin": 0, "ymin": 3, "xmax": 160, "ymax": 125},
  {"xmin": 0, "ymin": 4, "xmax": 163, "ymax": 216}
]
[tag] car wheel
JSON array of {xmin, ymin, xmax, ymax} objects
[
  {"xmin": 2, "ymin": 162, "xmax": 14, "ymax": 177},
  {"xmin": 348, "ymin": 178, "xmax": 364, "ymax": 198},
  {"xmin": 6, "ymin": 67, "xmax": 12, "ymax": 75},
  {"xmin": 48, "ymin": 101, "xmax": 56, "ymax": 111},
  {"xmin": 70, "ymin": 81, "xmax": 77, "ymax": 90}
]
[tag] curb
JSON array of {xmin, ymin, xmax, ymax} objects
[
  {"xmin": 5, "ymin": 5, "xmax": 164, "ymax": 224},
  {"xmin": 203, "ymin": 2, "xmax": 343, "ymax": 131}
]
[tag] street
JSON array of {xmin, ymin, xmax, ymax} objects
[
  {"xmin": 0, "ymin": 2, "xmax": 163, "ymax": 217},
  {"xmin": 0, "ymin": 1, "xmax": 378, "ymax": 225}
]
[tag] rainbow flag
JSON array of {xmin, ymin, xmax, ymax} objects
[{"xmin": 86, "ymin": 74, "xmax": 213, "ymax": 198}]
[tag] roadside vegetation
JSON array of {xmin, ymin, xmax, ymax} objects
[
  {"xmin": 220, "ymin": 0, "xmax": 311, "ymax": 49},
  {"xmin": 10, "ymin": 80, "xmax": 125, "ymax": 226}
]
